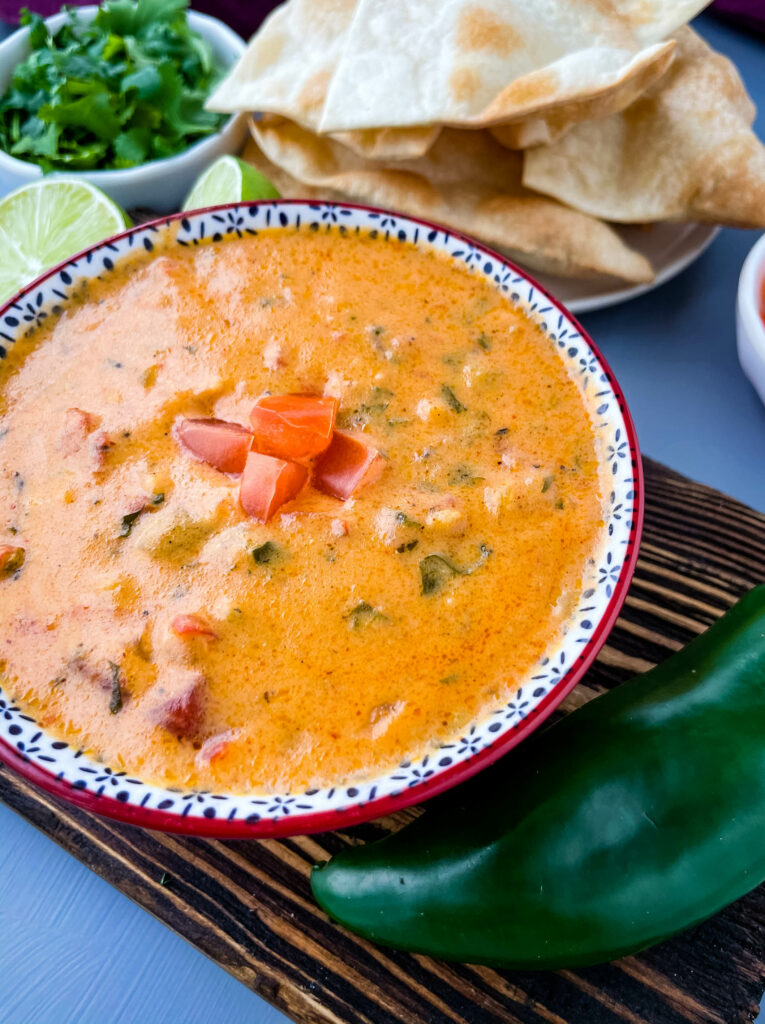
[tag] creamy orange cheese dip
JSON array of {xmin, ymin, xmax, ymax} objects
[{"xmin": 0, "ymin": 227, "xmax": 604, "ymax": 793}]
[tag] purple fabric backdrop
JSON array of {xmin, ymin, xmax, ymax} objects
[
  {"xmin": 1, "ymin": 0, "xmax": 763, "ymax": 38},
  {"xmin": 0, "ymin": 0, "xmax": 67, "ymax": 15},
  {"xmin": 0, "ymin": 1, "xmax": 760, "ymax": 45},
  {"xmin": 190, "ymin": 1, "xmax": 279, "ymax": 39},
  {"xmin": 0, "ymin": 1, "xmax": 281, "ymax": 37},
  {"xmin": 710, "ymin": 0, "xmax": 765, "ymax": 34}
]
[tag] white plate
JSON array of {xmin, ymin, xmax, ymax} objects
[{"xmin": 531, "ymin": 221, "xmax": 720, "ymax": 314}]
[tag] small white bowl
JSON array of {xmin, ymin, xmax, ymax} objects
[
  {"xmin": 736, "ymin": 233, "xmax": 765, "ymax": 407},
  {"xmin": 0, "ymin": 7, "xmax": 247, "ymax": 212}
]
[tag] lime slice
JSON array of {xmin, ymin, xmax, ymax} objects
[
  {"xmin": 0, "ymin": 178, "xmax": 129, "ymax": 304},
  {"xmin": 183, "ymin": 155, "xmax": 281, "ymax": 211}
]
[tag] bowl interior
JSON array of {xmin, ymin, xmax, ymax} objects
[{"xmin": 0, "ymin": 202, "xmax": 643, "ymax": 836}]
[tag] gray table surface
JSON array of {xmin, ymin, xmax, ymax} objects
[{"xmin": 1, "ymin": 12, "xmax": 764, "ymax": 1024}]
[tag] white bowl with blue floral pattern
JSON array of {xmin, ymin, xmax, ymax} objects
[{"xmin": 0, "ymin": 201, "xmax": 644, "ymax": 837}]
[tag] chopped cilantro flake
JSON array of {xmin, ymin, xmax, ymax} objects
[
  {"xmin": 441, "ymin": 384, "xmax": 466, "ymax": 413},
  {"xmin": 108, "ymin": 660, "xmax": 123, "ymax": 714},
  {"xmin": 252, "ymin": 541, "xmax": 281, "ymax": 566}
]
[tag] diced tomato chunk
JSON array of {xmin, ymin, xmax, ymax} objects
[
  {"xmin": 0, "ymin": 544, "xmax": 25, "ymax": 576},
  {"xmin": 177, "ymin": 417, "xmax": 252, "ymax": 474},
  {"xmin": 195, "ymin": 730, "xmax": 236, "ymax": 766},
  {"xmin": 249, "ymin": 394, "xmax": 338, "ymax": 460},
  {"xmin": 313, "ymin": 431, "xmax": 384, "ymax": 500},
  {"xmin": 330, "ymin": 518, "xmax": 350, "ymax": 538},
  {"xmin": 150, "ymin": 673, "xmax": 205, "ymax": 739},
  {"xmin": 171, "ymin": 613, "xmax": 217, "ymax": 639},
  {"xmin": 89, "ymin": 431, "xmax": 114, "ymax": 472},
  {"xmin": 240, "ymin": 450, "xmax": 308, "ymax": 523},
  {"xmin": 61, "ymin": 408, "xmax": 98, "ymax": 456}
]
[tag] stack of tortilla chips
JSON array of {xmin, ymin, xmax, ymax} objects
[{"xmin": 207, "ymin": 0, "xmax": 765, "ymax": 282}]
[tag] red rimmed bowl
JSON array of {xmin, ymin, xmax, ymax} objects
[{"xmin": 0, "ymin": 201, "xmax": 643, "ymax": 837}]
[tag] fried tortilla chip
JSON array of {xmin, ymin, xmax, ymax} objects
[
  {"xmin": 320, "ymin": 0, "xmax": 680, "ymax": 133},
  {"xmin": 523, "ymin": 27, "xmax": 765, "ymax": 227},
  {"xmin": 488, "ymin": 49, "xmax": 676, "ymax": 149},
  {"xmin": 244, "ymin": 119, "xmax": 654, "ymax": 283},
  {"xmin": 207, "ymin": 0, "xmax": 353, "ymax": 132},
  {"xmin": 207, "ymin": 0, "xmax": 712, "ymax": 155},
  {"xmin": 206, "ymin": 0, "xmax": 440, "ymax": 159},
  {"xmin": 331, "ymin": 126, "xmax": 443, "ymax": 160}
]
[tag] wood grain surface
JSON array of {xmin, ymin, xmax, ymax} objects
[{"xmin": 2, "ymin": 457, "xmax": 765, "ymax": 1024}]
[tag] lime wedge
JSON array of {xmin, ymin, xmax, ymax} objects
[
  {"xmin": 183, "ymin": 155, "xmax": 281, "ymax": 211},
  {"xmin": 0, "ymin": 178, "xmax": 129, "ymax": 304}
]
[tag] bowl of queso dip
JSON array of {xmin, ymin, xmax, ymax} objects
[{"xmin": 0, "ymin": 202, "xmax": 642, "ymax": 836}]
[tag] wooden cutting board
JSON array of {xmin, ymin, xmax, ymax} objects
[{"xmin": 2, "ymin": 456, "xmax": 764, "ymax": 1024}]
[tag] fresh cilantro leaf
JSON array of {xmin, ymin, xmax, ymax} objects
[
  {"xmin": 26, "ymin": 12, "xmax": 50, "ymax": 50},
  {"xmin": 113, "ymin": 126, "xmax": 149, "ymax": 166},
  {"xmin": 120, "ymin": 65, "xmax": 163, "ymax": 99},
  {"xmin": 40, "ymin": 92, "xmax": 122, "ymax": 140}
]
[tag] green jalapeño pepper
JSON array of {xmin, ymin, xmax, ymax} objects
[{"xmin": 312, "ymin": 586, "xmax": 765, "ymax": 969}]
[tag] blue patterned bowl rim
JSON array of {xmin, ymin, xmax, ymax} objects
[{"xmin": 0, "ymin": 201, "xmax": 643, "ymax": 837}]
